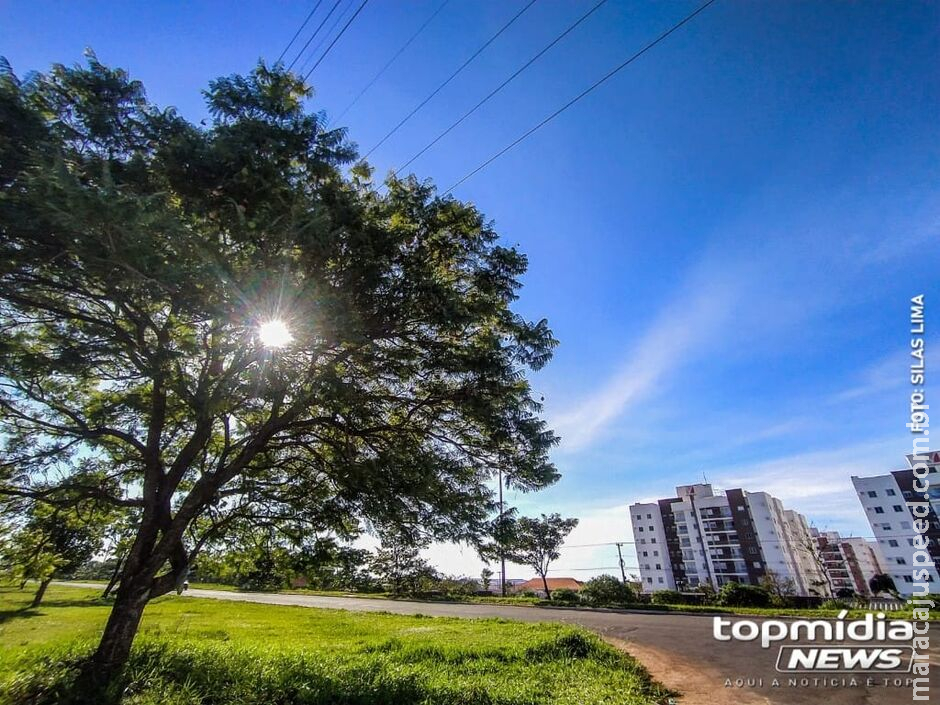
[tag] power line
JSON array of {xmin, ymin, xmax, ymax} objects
[
  {"xmin": 330, "ymin": 0, "xmax": 451, "ymax": 128},
  {"xmin": 287, "ymin": 0, "xmax": 344, "ymax": 71},
  {"xmin": 277, "ymin": 0, "xmax": 325, "ymax": 64},
  {"xmin": 362, "ymin": 0, "xmax": 540, "ymax": 160},
  {"xmin": 297, "ymin": 0, "xmax": 355, "ymax": 76},
  {"xmin": 304, "ymin": 0, "xmax": 371, "ymax": 80},
  {"xmin": 443, "ymin": 0, "xmax": 718, "ymax": 194},
  {"xmin": 395, "ymin": 0, "xmax": 610, "ymax": 176}
]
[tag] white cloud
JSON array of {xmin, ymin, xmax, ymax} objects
[
  {"xmin": 713, "ymin": 439, "xmax": 905, "ymax": 535},
  {"xmin": 549, "ymin": 271, "xmax": 735, "ymax": 452}
]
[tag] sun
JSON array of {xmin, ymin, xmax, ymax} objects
[{"xmin": 258, "ymin": 319, "xmax": 292, "ymax": 348}]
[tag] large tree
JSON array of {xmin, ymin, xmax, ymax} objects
[{"xmin": 0, "ymin": 53, "xmax": 558, "ymax": 690}]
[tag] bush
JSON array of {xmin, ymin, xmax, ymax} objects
[
  {"xmin": 716, "ymin": 582, "xmax": 771, "ymax": 608},
  {"xmin": 551, "ymin": 588, "xmax": 580, "ymax": 603},
  {"xmin": 581, "ymin": 575, "xmax": 636, "ymax": 606},
  {"xmin": 821, "ymin": 598, "xmax": 850, "ymax": 610},
  {"xmin": 650, "ymin": 590, "xmax": 682, "ymax": 605}
]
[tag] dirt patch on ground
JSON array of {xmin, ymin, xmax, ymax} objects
[{"xmin": 603, "ymin": 636, "xmax": 770, "ymax": 705}]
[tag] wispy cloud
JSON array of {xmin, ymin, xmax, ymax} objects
[
  {"xmin": 829, "ymin": 353, "xmax": 906, "ymax": 403},
  {"xmin": 713, "ymin": 439, "xmax": 905, "ymax": 534},
  {"xmin": 549, "ymin": 270, "xmax": 736, "ymax": 451}
]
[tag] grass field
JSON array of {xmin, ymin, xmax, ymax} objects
[{"xmin": 0, "ymin": 586, "xmax": 672, "ymax": 705}]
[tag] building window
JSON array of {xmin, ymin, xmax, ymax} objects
[
  {"xmin": 658, "ymin": 577, "xmax": 664, "ymax": 584},
  {"xmin": 653, "ymin": 551, "xmax": 659, "ymax": 557},
  {"xmin": 893, "ymin": 505, "xmax": 903, "ymax": 512},
  {"xmin": 642, "ymin": 551, "xmax": 648, "ymax": 557},
  {"xmin": 648, "ymin": 526, "xmax": 655, "ymax": 532},
  {"xmin": 901, "ymin": 521, "xmax": 912, "ymax": 530},
  {"xmin": 646, "ymin": 577, "xmax": 652, "ymax": 584},
  {"xmin": 867, "ymin": 491, "xmax": 878, "ymax": 498},
  {"xmin": 638, "ymin": 527, "xmax": 644, "ymax": 532},
  {"xmin": 888, "ymin": 540, "xmax": 899, "ymax": 548},
  {"xmin": 650, "ymin": 538, "xmax": 657, "ymax": 544},
  {"xmin": 874, "ymin": 507, "xmax": 885, "ymax": 514},
  {"xmin": 655, "ymin": 564, "xmax": 661, "ymax": 570},
  {"xmin": 647, "ymin": 513, "xmax": 652, "ymax": 519},
  {"xmin": 886, "ymin": 489, "xmax": 896, "ymax": 496},
  {"xmin": 881, "ymin": 524, "xmax": 892, "ymax": 531},
  {"xmin": 896, "ymin": 558, "xmax": 907, "ymax": 565}
]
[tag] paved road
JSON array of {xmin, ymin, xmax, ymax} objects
[{"xmin": 64, "ymin": 584, "xmax": 940, "ymax": 704}]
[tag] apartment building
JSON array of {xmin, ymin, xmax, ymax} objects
[
  {"xmin": 629, "ymin": 484, "xmax": 823, "ymax": 595},
  {"xmin": 813, "ymin": 530, "xmax": 885, "ymax": 596},
  {"xmin": 852, "ymin": 450, "xmax": 940, "ymax": 595}
]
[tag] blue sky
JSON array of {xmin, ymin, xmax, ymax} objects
[{"xmin": 3, "ymin": 0, "xmax": 938, "ymax": 579}]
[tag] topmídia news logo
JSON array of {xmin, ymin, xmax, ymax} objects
[{"xmin": 713, "ymin": 611, "xmax": 915, "ymax": 673}]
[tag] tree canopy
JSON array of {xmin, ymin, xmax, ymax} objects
[
  {"xmin": 0, "ymin": 52, "xmax": 559, "ymax": 686},
  {"xmin": 503, "ymin": 513, "xmax": 577, "ymax": 599}
]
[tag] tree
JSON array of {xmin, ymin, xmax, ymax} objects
[
  {"xmin": 369, "ymin": 532, "xmax": 438, "ymax": 595},
  {"xmin": 800, "ymin": 537, "xmax": 834, "ymax": 597},
  {"xmin": 1, "ymin": 502, "xmax": 104, "ymax": 607},
  {"xmin": 503, "ymin": 513, "xmax": 577, "ymax": 599},
  {"xmin": 581, "ymin": 574, "xmax": 636, "ymax": 606},
  {"xmin": 480, "ymin": 566, "xmax": 493, "ymax": 593},
  {"xmin": 716, "ymin": 582, "xmax": 772, "ymax": 608},
  {"xmin": 0, "ymin": 55, "xmax": 559, "ymax": 691},
  {"xmin": 869, "ymin": 573, "xmax": 899, "ymax": 598},
  {"xmin": 759, "ymin": 569, "xmax": 796, "ymax": 605}
]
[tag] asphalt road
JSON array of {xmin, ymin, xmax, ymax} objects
[{"xmin": 63, "ymin": 584, "xmax": 940, "ymax": 705}]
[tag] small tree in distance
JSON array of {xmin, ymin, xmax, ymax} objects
[
  {"xmin": 504, "ymin": 513, "xmax": 578, "ymax": 599},
  {"xmin": 1, "ymin": 503, "xmax": 104, "ymax": 607},
  {"xmin": 369, "ymin": 532, "xmax": 438, "ymax": 595},
  {"xmin": 480, "ymin": 567, "xmax": 494, "ymax": 593}
]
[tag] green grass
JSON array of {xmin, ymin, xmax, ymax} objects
[{"xmin": 0, "ymin": 586, "xmax": 672, "ymax": 705}]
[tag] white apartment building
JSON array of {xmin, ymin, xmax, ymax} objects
[
  {"xmin": 852, "ymin": 451, "xmax": 940, "ymax": 596},
  {"xmin": 814, "ymin": 530, "xmax": 885, "ymax": 597},
  {"xmin": 630, "ymin": 484, "xmax": 822, "ymax": 595}
]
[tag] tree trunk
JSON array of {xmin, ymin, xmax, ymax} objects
[
  {"xmin": 30, "ymin": 578, "xmax": 51, "ymax": 608},
  {"xmin": 86, "ymin": 579, "xmax": 150, "ymax": 697},
  {"xmin": 541, "ymin": 573, "xmax": 551, "ymax": 600},
  {"xmin": 102, "ymin": 553, "xmax": 125, "ymax": 599}
]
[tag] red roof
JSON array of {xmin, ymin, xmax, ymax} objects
[{"xmin": 512, "ymin": 577, "xmax": 583, "ymax": 592}]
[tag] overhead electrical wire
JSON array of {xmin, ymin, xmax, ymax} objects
[
  {"xmin": 330, "ymin": 0, "xmax": 451, "ymax": 128},
  {"xmin": 277, "ymin": 0, "xmax": 325, "ymax": 64},
  {"xmin": 394, "ymin": 0, "xmax": 610, "ymax": 176},
  {"xmin": 287, "ymin": 0, "xmax": 344, "ymax": 71},
  {"xmin": 297, "ymin": 0, "xmax": 357, "ymax": 75},
  {"xmin": 304, "ymin": 0, "xmax": 371, "ymax": 80},
  {"xmin": 362, "ymin": 0, "xmax": 540, "ymax": 160},
  {"xmin": 442, "ymin": 0, "xmax": 719, "ymax": 195}
]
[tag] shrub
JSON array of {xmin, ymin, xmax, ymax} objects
[
  {"xmin": 821, "ymin": 598, "xmax": 850, "ymax": 610},
  {"xmin": 551, "ymin": 588, "xmax": 580, "ymax": 603},
  {"xmin": 581, "ymin": 575, "xmax": 636, "ymax": 606},
  {"xmin": 650, "ymin": 590, "xmax": 682, "ymax": 605},
  {"xmin": 716, "ymin": 582, "xmax": 771, "ymax": 608}
]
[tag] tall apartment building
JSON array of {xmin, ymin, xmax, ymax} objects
[
  {"xmin": 813, "ymin": 530, "xmax": 884, "ymax": 597},
  {"xmin": 629, "ymin": 484, "xmax": 825, "ymax": 595},
  {"xmin": 852, "ymin": 450, "xmax": 940, "ymax": 595}
]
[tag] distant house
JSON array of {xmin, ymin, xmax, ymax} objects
[{"xmin": 511, "ymin": 577, "xmax": 583, "ymax": 597}]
